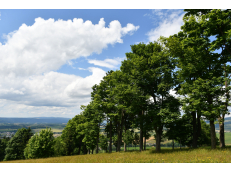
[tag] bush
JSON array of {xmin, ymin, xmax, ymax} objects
[{"xmin": 24, "ymin": 128, "xmax": 54, "ymax": 159}]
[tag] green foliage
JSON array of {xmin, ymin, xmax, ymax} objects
[
  {"xmin": 99, "ymin": 134, "xmax": 108, "ymax": 151},
  {"xmin": 112, "ymin": 135, "xmax": 118, "ymax": 147},
  {"xmin": 0, "ymin": 137, "xmax": 10, "ymax": 161},
  {"xmin": 53, "ymin": 136, "xmax": 65, "ymax": 157},
  {"xmin": 61, "ymin": 114, "xmax": 86, "ymax": 155},
  {"xmin": 4, "ymin": 127, "xmax": 33, "ymax": 161},
  {"xmin": 24, "ymin": 128, "xmax": 54, "ymax": 159},
  {"xmin": 165, "ymin": 114, "xmax": 219, "ymax": 147},
  {"xmin": 122, "ymin": 130, "xmax": 133, "ymax": 145}
]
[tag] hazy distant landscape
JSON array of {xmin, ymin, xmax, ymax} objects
[{"xmin": 0, "ymin": 117, "xmax": 70, "ymax": 138}]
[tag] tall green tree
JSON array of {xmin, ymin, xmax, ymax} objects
[
  {"xmin": 121, "ymin": 42, "xmax": 180, "ymax": 152},
  {"xmin": 4, "ymin": 127, "xmax": 33, "ymax": 161},
  {"xmin": 183, "ymin": 9, "xmax": 231, "ymax": 148}
]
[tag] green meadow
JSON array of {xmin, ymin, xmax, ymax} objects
[{"xmin": 2, "ymin": 146, "xmax": 231, "ymax": 163}]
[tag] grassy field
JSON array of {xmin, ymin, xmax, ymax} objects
[
  {"xmin": 32, "ymin": 128, "xmax": 63, "ymax": 133},
  {"xmin": 1, "ymin": 146, "xmax": 231, "ymax": 163},
  {"xmin": 216, "ymin": 132, "xmax": 231, "ymax": 145}
]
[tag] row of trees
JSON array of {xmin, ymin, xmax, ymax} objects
[
  {"xmin": 61, "ymin": 9, "xmax": 229, "ymax": 154},
  {"xmin": 0, "ymin": 9, "xmax": 230, "ymax": 161}
]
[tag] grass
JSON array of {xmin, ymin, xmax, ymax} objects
[
  {"xmin": 1, "ymin": 146, "xmax": 231, "ymax": 163},
  {"xmin": 216, "ymin": 132, "xmax": 231, "ymax": 145}
]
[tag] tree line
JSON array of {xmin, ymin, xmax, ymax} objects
[{"xmin": 0, "ymin": 9, "xmax": 231, "ymax": 161}]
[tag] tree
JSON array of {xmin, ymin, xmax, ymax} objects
[
  {"xmin": 4, "ymin": 127, "xmax": 33, "ymax": 161},
  {"xmin": 24, "ymin": 128, "xmax": 55, "ymax": 159},
  {"xmin": 183, "ymin": 9, "xmax": 231, "ymax": 148},
  {"xmin": 0, "ymin": 137, "xmax": 10, "ymax": 161},
  {"xmin": 121, "ymin": 41, "xmax": 180, "ymax": 152}
]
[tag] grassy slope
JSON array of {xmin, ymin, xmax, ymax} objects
[{"xmin": 1, "ymin": 147, "xmax": 231, "ymax": 163}]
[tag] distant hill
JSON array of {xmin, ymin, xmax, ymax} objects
[{"xmin": 0, "ymin": 117, "xmax": 71, "ymax": 124}]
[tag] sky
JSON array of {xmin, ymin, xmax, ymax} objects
[
  {"xmin": 0, "ymin": 0, "xmax": 227, "ymax": 119},
  {"xmin": 0, "ymin": 7, "xmax": 188, "ymax": 118}
]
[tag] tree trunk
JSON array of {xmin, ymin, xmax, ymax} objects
[
  {"xmin": 219, "ymin": 114, "xmax": 225, "ymax": 148},
  {"xmin": 124, "ymin": 114, "xmax": 126, "ymax": 152},
  {"xmin": 219, "ymin": 63, "xmax": 227, "ymax": 148},
  {"xmin": 197, "ymin": 110, "xmax": 201, "ymax": 146},
  {"xmin": 172, "ymin": 139, "xmax": 174, "ymax": 150},
  {"xmin": 154, "ymin": 126, "xmax": 163, "ymax": 152},
  {"xmin": 78, "ymin": 138, "xmax": 82, "ymax": 155},
  {"xmin": 139, "ymin": 128, "xmax": 143, "ymax": 152},
  {"xmin": 96, "ymin": 123, "xmax": 99, "ymax": 154},
  {"xmin": 144, "ymin": 135, "xmax": 146, "ymax": 151},
  {"xmin": 210, "ymin": 120, "xmax": 216, "ymax": 149},
  {"xmin": 139, "ymin": 110, "xmax": 143, "ymax": 152},
  {"xmin": 83, "ymin": 144, "xmax": 87, "ymax": 154},
  {"xmin": 109, "ymin": 120, "xmax": 112, "ymax": 153},
  {"xmin": 118, "ymin": 111, "xmax": 124, "ymax": 152},
  {"xmin": 192, "ymin": 111, "xmax": 198, "ymax": 148}
]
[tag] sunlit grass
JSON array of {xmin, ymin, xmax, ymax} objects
[{"xmin": 1, "ymin": 146, "xmax": 231, "ymax": 163}]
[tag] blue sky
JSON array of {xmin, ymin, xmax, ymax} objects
[{"xmin": 0, "ymin": 7, "xmax": 189, "ymax": 118}]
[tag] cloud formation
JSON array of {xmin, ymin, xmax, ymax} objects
[
  {"xmin": 0, "ymin": 17, "xmax": 139, "ymax": 77},
  {"xmin": 88, "ymin": 57, "xmax": 125, "ymax": 69},
  {"xmin": 146, "ymin": 9, "xmax": 184, "ymax": 42},
  {"xmin": 0, "ymin": 17, "xmax": 139, "ymax": 116}
]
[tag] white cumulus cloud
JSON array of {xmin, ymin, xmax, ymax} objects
[
  {"xmin": 146, "ymin": 9, "xmax": 184, "ymax": 42},
  {"xmin": 0, "ymin": 17, "xmax": 139, "ymax": 77},
  {"xmin": 0, "ymin": 17, "xmax": 139, "ymax": 117}
]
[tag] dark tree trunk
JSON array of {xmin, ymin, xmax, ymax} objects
[
  {"xmin": 124, "ymin": 114, "xmax": 126, "ymax": 152},
  {"xmin": 139, "ymin": 128, "xmax": 143, "ymax": 152},
  {"xmin": 139, "ymin": 110, "xmax": 143, "ymax": 152},
  {"xmin": 219, "ymin": 114, "xmax": 225, "ymax": 148},
  {"xmin": 92, "ymin": 149, "xmax": 93, "ymax": 154},
  {"xmin": 96, "ymin": 123, "xmax": 99, "ymax": 154},
  {"xmin": 210, "ymin": 120, "xmax": 216, "ymax": 149},
  {"xmin": 197, "ymin": 111, "xmax": 201, "ymax": 145},
  {"xmin": 172, "ymin": 139, "xmax": 174, "ymax": 150},
  {"xmin": 154, "ymin": 126, "xmax": 163, "ymax": 152},
  {"xmin": 192, "ymin": 111, "xmax": 198, "ymax": 148},
  {"xmin": 144, "ymin": 132, "xmax": 146, "ymax": 151},
  {"xmin": 83, "ymin": 144, "xmax": 87, "ymax": 154},
  {"xmin": 109, "ymin": 120, "xmax": 112, "ymax": 153},
  {"xmin": 78, "ymin": 138, "xmax": 82, "ymax": 155},
  {"xmin": 219, "ymin": 63, "xmax": 227, "ymax": 148},
  {"xmin": 117, "ymin": 110, "xmax": 124, "ymax": 152}
]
